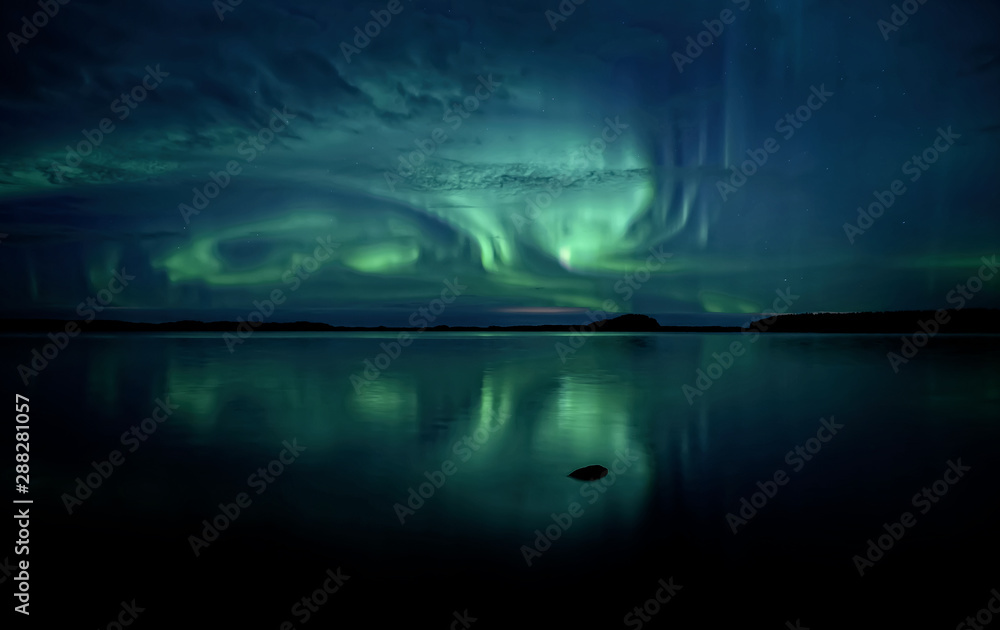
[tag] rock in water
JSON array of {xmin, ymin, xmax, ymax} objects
[{"xmin": 568, "ymin": 465, "xmax": 608, "ymax": 481}]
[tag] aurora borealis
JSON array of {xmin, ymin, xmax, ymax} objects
[{"xmin": 1, "ymin": 0, "xmax": 998, "ymax": 324}]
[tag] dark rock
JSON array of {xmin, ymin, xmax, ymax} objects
[{"xmin": 568, "ymin": 465, "xmax": 608, "ymax": 481}]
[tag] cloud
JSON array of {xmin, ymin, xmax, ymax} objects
[{"xmin": 0, "ymin": 0, "xmax": 998, "ymax": 318}]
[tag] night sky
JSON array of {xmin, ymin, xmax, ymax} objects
[{"xmin": 1, "ymin": 0, "xmax": 998, "ymax": 325}]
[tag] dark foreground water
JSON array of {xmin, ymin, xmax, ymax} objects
[{"xmin": 4, "ymin": 332, "xmax": 999, "ymax": 628}]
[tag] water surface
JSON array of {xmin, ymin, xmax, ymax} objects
[{"xmin": 7, "ymin": 332, "xmax": 999, "ymax": 627}]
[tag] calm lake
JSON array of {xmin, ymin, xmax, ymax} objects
[{"xmin": 6, "ymin": 332, "xmax": 999, "ymax": 628}]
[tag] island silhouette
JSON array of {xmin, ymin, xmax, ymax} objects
[{"xmin": 0, "ymin": 309, "xmax": 996, "ymax": 333}]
